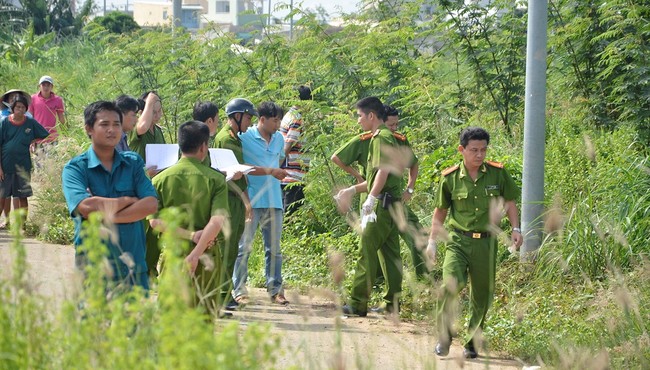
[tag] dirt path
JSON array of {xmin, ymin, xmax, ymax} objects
[{"xmin": 0, "ymin": 230, "xmax": 522, "ymax": 369}]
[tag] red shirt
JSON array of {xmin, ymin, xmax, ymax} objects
[{"xmin": 29, "ymin": 91, "xmax": 64, "ymax": 141}]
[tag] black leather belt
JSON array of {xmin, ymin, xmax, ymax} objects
[{"xmin": 454, "ymin": 229, "xmax": 490, "ymax": 239}]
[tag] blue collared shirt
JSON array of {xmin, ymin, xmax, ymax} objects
[
  {"xmin": 116, "ymin": 132, "xmax": 130, "ymax": 152},
  {"xmin": 62, "ymin": 147, "xmax": 157, "ymax": 277},
  {"xmin": 240, "ymin": 126, "xmax": 285, "ymax": 209}
]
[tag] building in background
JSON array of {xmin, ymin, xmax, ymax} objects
[{"xmin": 133, "ymin": 0, "xmax": 204, "ymax": 29}]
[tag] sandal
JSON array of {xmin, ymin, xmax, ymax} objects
[
  {"xmin": 271, "ymin": 293, "xmax": 289, "ymax": 305},
  {"xmin": 234, "ymin": 295, "xmax": 249, "ymax": 306}
]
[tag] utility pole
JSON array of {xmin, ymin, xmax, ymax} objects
[
  {"xmin": 290, "ymin": 0, "xmax": 294, "ymax": 39},
  {"xmin": 521, "ymin": 0, "xmax": 549, "ymax": 259},
  {"xmin": 172, "ymin": 0, "xmax": 182, "ymax": 31},
  {"xmin": 268, "ymin": 0, "xmax": 272, "ymax": 25}
]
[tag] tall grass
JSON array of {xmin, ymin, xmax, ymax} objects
[{"xmin": 0, "ymin": 211, "xmax": 278, "ymax": 369}]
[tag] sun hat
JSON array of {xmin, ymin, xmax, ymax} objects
[{"xmin": 1, "ymin": 89, "xmax": 31, "ymax": 106}]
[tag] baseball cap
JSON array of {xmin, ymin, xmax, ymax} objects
[{"xmin": 39, "ymin": 75, "xmax": 54, "ymax": 85}]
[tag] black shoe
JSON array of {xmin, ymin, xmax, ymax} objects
[
  {"xmin": 224, "ymin": 299, "xmax": 238, "ymax": 311},
  {"xmin": 342, "ymin": 304, "xmax": 367, "ymax": 317},
  {"xmin": 463, "ymin": 340, "xmax": 478, "ymax": 359},
  {"xmin": 435, "ymin": 341, "xmax": 450, "ymax": 357}
]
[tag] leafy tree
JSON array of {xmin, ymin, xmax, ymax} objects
[
  {"xmin": 549, "ymin": 0, "xmax": 650, "ymax": 140},
  {"xmin": 432, "ymin": 0, "xmax": 527, "ymax": 135},
  {"xmin": 92, "ymin": 11, "xmax": 140, "ymax": 34},
  {"xmin": 0, "ymin": 23, "xmax": 55, "ymax": 66},
  {"xmin": 8, "ymin": 0, "xmax": 89, "ymax": 36}
]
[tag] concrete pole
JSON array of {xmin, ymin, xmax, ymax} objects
[
  {"xmin": 172, "ymin": 0, "xmax": 182, "ymax": 31},
  {"xmin": 520, "ymin": 0, "xmax": 548, "ymax": 259},
  {"xmin": 290, "ymin": 0, "xmax": 294, "ymax": 39},
  {"xmin": 268, "ymin": 0, "xmax": 272, "ymax": 25}
]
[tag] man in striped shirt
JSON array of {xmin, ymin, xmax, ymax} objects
[{"xmin": 278, "ymin": 85, "xmax": 312, "ymax": 215}]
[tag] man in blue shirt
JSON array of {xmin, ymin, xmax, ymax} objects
[
  {"xmin": 232, "ymin": 101, "xmax": 290, "ymax": 305},
  {"xmin": 62, "ymin": 100, "xmax": 158, "ymax": 291}
]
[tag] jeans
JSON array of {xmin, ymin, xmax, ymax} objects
[{"xmin": 232, "ymin": 208, "xmax": 284, "ymax": 298}]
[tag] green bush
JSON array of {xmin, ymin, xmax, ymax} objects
[{"xmin": 1, "ymin": 210, "xmax": 278, "ymax": 369}]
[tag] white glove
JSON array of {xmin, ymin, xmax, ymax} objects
[
  {"xmin": 426, "ymin": 239, "xmax": 437, "ymax": 265},
  {"xmin": 361, "ymin": 194, "xmax": 378, "ymax": 216}
]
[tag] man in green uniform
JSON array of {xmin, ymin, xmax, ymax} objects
[
  {"xmin": 341, "ymin": 97, "xmax": 406, "ymax": 317},
  {"xmin": 332, "ymin": 105, "xmax": 428, "ymax": 282},
  {"xmin": 150, "ymin": 120, "xmax": 229, "ymax": 317},
  {"xmin": 214, "ymin": 98, "xmax": 256, "ymax": 310},
  {"xmin": 128, "ymin": 91, "xmax": 166, "ymax": 278},
  {"xmin": 428, "ymin": 127, "xmax": 522, "ymax": 359}
]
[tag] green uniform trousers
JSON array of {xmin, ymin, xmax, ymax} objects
[
  {"xmin": 374, "ymin": 204, "xmax": 428, "ymax": 282},
  {"xmin": 192, "ymin": 245, "xmax": 222, "ymax": 316},
  {"xmin": 144, "ymin": 221, "xmax": 161, "ymax": 278},
  {"xmin": 437, "ymin": 231, "xmax": 497, "ymax": 345},
  {"xmin": 349, "ymin": 203, "xmax": 403, "ymax": 312},
  {"xmin": 219, "ymin": 192, "xmax": 246, "ymax": 304},
  {"xmin": 400, "ymin": 204, "xmax": 428, "ymax": 278}
]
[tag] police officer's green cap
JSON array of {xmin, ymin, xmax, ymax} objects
[{"xmin": 225, "ymin": 98, "xmax": 258, "ymax": 117}]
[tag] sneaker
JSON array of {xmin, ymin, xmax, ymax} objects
[
  {"xmin": 234, "ymin": 295, "xmax": 249, "ymax": 307},
  {"xmin": 271, "ymin": 293, "xmax": 289, "ymax": 305},
  {"xmin": 341, "ymin": 304, "xmax": 367, "ymax": 317}
]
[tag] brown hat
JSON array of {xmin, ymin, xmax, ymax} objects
[{"xmin": 1, "ymin": 89, "xmax": 31, "ymax": 106}]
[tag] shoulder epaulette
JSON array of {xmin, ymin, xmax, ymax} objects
[
  {"xmin": 392, "ymin": 132, "xmax": 407, "ymax": 142},
  {"xmin": 359, "ymin": 131, "xmax": 373, "ymax": 141},
  {"xmin": 441, "ymin": 165, "xmax": 459, "ymax": 176},
  {"xmin": 486, "ymin": 161, "xmax": 504, "ymax": 169}
]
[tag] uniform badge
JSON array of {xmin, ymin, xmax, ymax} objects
[
  {"xmin": 486, "ymin": 185, "xmax": 499, "ymax": 190},
  {"xmin": 25, "ymin": 128, "xmax": 32, "ymax": 134}
]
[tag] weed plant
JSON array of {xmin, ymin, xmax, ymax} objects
[{"xmin": 0, "ymin": 211, "xmax": 278, "ymax": 369}]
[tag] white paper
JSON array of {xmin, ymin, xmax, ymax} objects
[
  {"xmin": 208, "ymin": 148, "xmax": 254, "ymax": 181},
  {"xmin": 145, "ymin": 144, "xmax": 179, "ymax": 170}
]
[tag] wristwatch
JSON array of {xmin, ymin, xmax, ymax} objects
[
  {"xmin": 406, "ymin": 187, "xmax": 414, "ymax": 194},
  {"xmin": 512, "ymin": 227, "xmax": 521, "ymax": 233}
]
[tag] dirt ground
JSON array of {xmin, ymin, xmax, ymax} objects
[{"xmin": 0, "ymin": 230, "xmax": 524, "ymax": 369}]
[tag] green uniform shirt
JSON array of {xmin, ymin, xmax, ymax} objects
[
  {"xmin": 333, "ymin": 131, "xmax": 372, "ymax": 174},
  {"xmin": 0, "ymin": 116, "xmax": 49, "ymax": 173},
  {"xmin": 436, "ymin": 161, "xmax": 520, "ymax": 232},
  {"xmin": 391, "ymin": 131, "xmax": 418, "ymax": 189},
  {"xmin": 366, "ymin": 125, "xmax": 404, "ymax": 198},
  {"xmin": 334, "ymin": 131, "xmax": 417, "ymax": 185},
  {"xmin": 128, "ymin": 125, "xmax": 165, "ymax": 163},
  {"xmin": 214, "ymin": 124, "xmax": 247, "ymax": 193},
  {"xmin": 152, "ymin": 157, "xmax": 229, "ymax": 232}
]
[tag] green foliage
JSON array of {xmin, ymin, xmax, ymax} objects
[
  {"xmin": 92, "ymin": 12, "xmax": 140, "ymax": 34},
  {"xmin": 1, "ymin": 210, "xmax": 278, "ymax": 369},
  {"xmin": 549, "ymin": 0, "xmax": 650, "ymax": 138},
  {"xmin": 431, "ymin": 0, "xmax": 527, "ymax": 134},
  {"xmin": 0, "ymin": 24, "xmax": 55, "ymax": 66}
]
